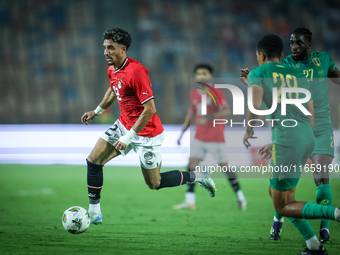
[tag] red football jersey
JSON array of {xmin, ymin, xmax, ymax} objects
[
  {"xmin": 189, "ymin": 88, "xmax": 229, "ymax": 142},
  {"xmin": 108, "ymin": 58, "xmax": 163, "ymax": 137}
]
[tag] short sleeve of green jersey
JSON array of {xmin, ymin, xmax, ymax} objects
[
  {"xmin": 248, "ymin": 68, "xmax": 263, "ymax": 89},
  {"xmin": 281, "ymin": 57, "xmax": 290, "ymax": 67},
  {"xmin": 324, "ymin": 52, "xmax": 335, "ymax": 73}
]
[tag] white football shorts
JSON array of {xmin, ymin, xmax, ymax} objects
[
  {"xmin": 100, "ymin": 119, "xmax": 164, "ymax": 169},
  {"xmin": 190, "ymin": 138, "xmax": 228, "ymax": 164}
]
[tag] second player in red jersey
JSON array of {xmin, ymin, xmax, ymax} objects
[
  {"xmin": 189, "ymin": 87, "xmax": 228, "ymax": 142},
  {"xmin": 174, "ymin": 63, "xmax": 247, "ymax": 211}
]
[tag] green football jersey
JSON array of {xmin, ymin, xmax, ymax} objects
[
  {"xmin": 282, "ymin": 51, "xmax": 335, "ymax": 118},
  {"xmin": 248, "ymin": 62, "xmax": 314, "ymax": 146}
]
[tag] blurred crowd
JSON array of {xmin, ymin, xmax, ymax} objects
[{"xmin": 1, "ymin": 0, "xmax": 340, "ymax": 125}]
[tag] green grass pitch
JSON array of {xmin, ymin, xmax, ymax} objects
[{"xmin": 0, "ymin": 164, "xmax": 339, "ymax": 255}]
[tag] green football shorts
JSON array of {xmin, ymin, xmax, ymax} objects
[
  {"xmin": 269, "ymin": 141, "xmax": 315, "ymax": 191},
  {"xmin": 312, "ymin": 127, "xmax": 334, "ymax": 157}
]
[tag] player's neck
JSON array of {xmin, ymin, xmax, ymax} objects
[
  {"xmin": 114, "ymin": 57, "xmax": 127, "ymax": 71},
  {"xmin": 265, "ymin": 58, "xmax": 280, "ymax": 64},
  {"xmin": 300, "ymin": 49, "xmax": 312, "ymax": 61}
]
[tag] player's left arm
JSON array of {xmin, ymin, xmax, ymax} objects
[
  {"xmin": 113, "ymin": 99, "xmax": 156, "ymax": 150},
  {"xmin": 328, "ymin": 67, "xmax": 340, "ymax": 85},
  {"xmin": 113, "ymin": 66, "xmax": 157, "ymax": 150},
  {"xmin": 200, "ymin": 89, "xmax": 230, "ymax": 125},
  {"xmin": 199, "ymin": 107, "xmax": 230, "ymax": 125},
  {"xmin": 131, "ymin": 99, "xmax": 156, "ymax": 133},
  {"xmin": 215, "ymin": 107, "xmax": 231, "ymax": 118},
  {"xmin": 243, "ymin": 86, "xmax": 262, "ymax": 148},
  {"xmin": 259, "ymin": 143, "xmax": 272, "ymax": 160}
]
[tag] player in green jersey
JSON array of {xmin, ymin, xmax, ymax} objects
[
  {"xmin": 243, "ymin": 34, "xmax": 340, "ymax": 255},
  {"xmin": 241, "ymin": 28, "xmax": 340, "ymax": 245},
  {"xmin": 270, "ymin": 28, "xmax": 340, "ymax": 244}
]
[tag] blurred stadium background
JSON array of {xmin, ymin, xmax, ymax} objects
[
  {"xmin": 1, "ymin": 0, "xmax": 340, "ymax": 124},
  {"xmin": 1, "ymin": 1, "xmax": 340, "ymax": 254},
  {"xmin": 1, "ymin": 0, "xmax": 340, "ymax": 167}
]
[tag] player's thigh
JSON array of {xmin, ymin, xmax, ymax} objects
[
  {"xmin": 87, "ymin": 137, "xmax": 121, "ymax": 165},
  {"xmin": 88, "ymin": 121, "xmax": 132, "ymax": 165},
  {"xmin": 269, "ymin": 143, "xmax": 301, "ymax": 191},
  {"xmin": 141, "ymin": 163, "xmax": 162, "ymax": 189},
  {"xmin": 310, "ymin": 130, "xmax": 333, "ymax": 184},
  {"xmin": 270, "ymin": 186, "xmax": 296, "ymax": 213},
  {"xmin": 311, "ymin": 153, "xmax": 333, "ymax": 185},
  {"xmin": 133, "ymin": 133, "xmax": 164, "ymax": 188},
  {"xmin": 207, "ymin": 142, "xmax": 228, "ymax": 165},
  {"xmin": 311, "ymin": 128, "xmax": 334, "ymax": 158},
  {"xmin": 189, "ymin": 138, "xmax": 205, "ymax": 166}
]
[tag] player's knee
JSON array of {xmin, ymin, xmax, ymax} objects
[
  {"xmin": 274, "ymin": 206, "xmax": 284, "ymax": 216},
  {"xmin": 87, "ymin": 154, "xmax": 101, "ymax": 164},
  {"xmin": 87, "ymin": 155, "xmax": 95, "ymax": 163},
  {"xmin": 314, "ymin": 176, "xmax": 329, "ymax": 186},
  {"xmin": 87, "ymin": 153, "xmax": 102, "ymax": 165},
  {"xmin": 146, "ymin": 180, "xmax": 161, "ymax": 190}
]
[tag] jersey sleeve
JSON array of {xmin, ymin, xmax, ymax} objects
[
  {"xmin": 248, "ymin": 68, "xmax": 263, "ymax": 89},
  {"xmin": 188, "ymin": 90, "xmax": 196, "ymax": 114},
  {"xmin": 130, "ymin": 66, "xmax": 154, "ymax": 104},
  {"xmin": 216, "ymin": 89, "xmax": 229, "ymax": 109},
  {"xmin": 281, "ymin": 57, "xmax": 291, "ymax": 67},
  {"xmin": 107, "ymin": 66, "xmax": 114, "ymax": 79},
  {"xmin": 324, "ymin": 52, "xmax": 335, "ymax": 73}
]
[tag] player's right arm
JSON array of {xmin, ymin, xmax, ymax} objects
[
  {"xmin": 259, "ymin": 143, "xmax": 272, "ymax": 160},
  {"xmin": 240, "ymin": 68, "xmax": 250, "ymax": 86},
  {"xmin": 177, "ymin": 112, "xmax": 193, "ymax": 145},
  {"xmin": 81, "ymin": 87, "xmax": 117, "ymax": 125}
]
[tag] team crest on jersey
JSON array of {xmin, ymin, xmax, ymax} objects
[
  {"xmin": 295, "ymin": 63, "xmax": 301, "ymax": 68},
  {"xmin": 112, "ymin": 77, "xmax": 124, "ymax": 88},
  {"xmin": 312, "ymin": 57, "xmax": 321, "ymax": 66}
]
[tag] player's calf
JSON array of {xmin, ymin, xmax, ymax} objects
[
  {"xmin": 87, "ymin": 159, "xmax": 103, "ymax": 202},
  {"xmin": 156, "ymin": 170, "xmax": 192, "ymax": 189}
]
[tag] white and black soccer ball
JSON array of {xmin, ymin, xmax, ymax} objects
[{"xmin": 62, "ymin": 206, "xmax": 90, "ymax": 234}]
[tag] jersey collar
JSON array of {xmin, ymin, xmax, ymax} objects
[{"xmin": 114, "ymin": 58, "xmax": 128, "ymax": 73}]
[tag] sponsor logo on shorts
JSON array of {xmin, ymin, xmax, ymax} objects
[
  {"xmin": 144, "ymin": 152, "xmax": 154, "ymax": 165},
  {"xmin": 331, "ymin": 136, "xmax": 334, "ymax": 148}
]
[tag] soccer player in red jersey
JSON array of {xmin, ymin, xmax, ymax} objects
[
  {"xmin": 81, "ymin": 28, "xmax": 217, "ymax": 224},
  {"xmin": 173, "ymin": 64, "xmax": 247, "ymax": 210}
]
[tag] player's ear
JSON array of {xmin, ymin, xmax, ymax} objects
[
  {"xmin": 308, "ymin": 42, "xmax": 312, "ymax": 49},
  {"xmin": 121, "ymin": 45, "xmax": 127, "ymax": 54},
  {"xmin": 261, "ymin": 52, "xmax": 266, "ymax": 62}
]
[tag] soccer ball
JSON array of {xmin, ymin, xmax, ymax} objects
[{"xmin": 62, "ymin": 206, "xmax": 90, "ymax": 234}]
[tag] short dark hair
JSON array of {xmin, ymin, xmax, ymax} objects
[
  {"xmin": 194, "ymin": 63, "xmax": 213, "ymax": 74},
  {"xmin": 256, "ymin": 34, "xmax": 283, "ymax": 59},
  {"xmin": 292, "ymin": 27, "xmax": 312, "ymax": 43},
  {"xmin": 103, "ymin": 28, "xmax": 132, "ymax": 50}
]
